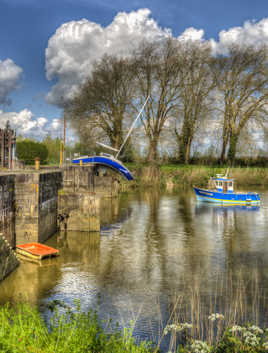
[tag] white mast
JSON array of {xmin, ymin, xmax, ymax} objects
[{"xmin": 115, "ymin": 96, "xmax": 150, "ymax": 159}]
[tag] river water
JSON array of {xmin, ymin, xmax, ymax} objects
[{"xmin": 0, "ymin": 188, "xmax": 268, "ymax": 351}]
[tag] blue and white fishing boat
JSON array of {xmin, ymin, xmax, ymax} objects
[{"xmin": 193, "ymin": 174, "xmax": 260, "ymax": 204}]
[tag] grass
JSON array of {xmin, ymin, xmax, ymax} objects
[
  {"xmin": 1, "ymin": 296, "xmax": 267, "ymax": 352},
  {"xmin": 123, "ymin": 163, "xmax": 268, "ymax": 188},
  {"xmin": 0, "ymin": 300, "xmax": 154, "ymax": 353}
]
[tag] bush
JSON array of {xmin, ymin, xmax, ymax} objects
[{"xmin": 16, "ymin": 139, "xmax": 48, "ymax": 165}]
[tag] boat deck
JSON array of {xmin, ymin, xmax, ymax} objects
[{"xmin": 16, "ymin": 242, "xmax": 59, "ymax": 261}]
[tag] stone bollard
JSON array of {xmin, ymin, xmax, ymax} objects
[{"xmin": 35, "ymin": 157, "xmax": 40, "ymax": 170}]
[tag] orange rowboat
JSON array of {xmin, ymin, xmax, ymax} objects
[{"xmin": 16, "ymin": 242, "xmax": 59, "ymax": 260}]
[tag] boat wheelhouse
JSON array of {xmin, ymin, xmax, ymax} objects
[{"xmin": 193, "ymin": 174, "xmax": 260, "ymax": 204}]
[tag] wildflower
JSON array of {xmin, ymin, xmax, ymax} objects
[
  {"xmin": 177, "ymin": 323, "xmax": 193, "ymax": 331},
  {"xmin": 230, "ymin": 325, "xmax": 244, "ymax": 333},
  {"xmin": 248, "ymin": 325, "xmax": 263, "ymax": 335},
  {"xmin": 208, "ymin": 313, "xmax": 224, "ymax": 322},
  {"xmin": 243, "ymin": 331, "xmax": 260, "ymax": 347},
  {"xmin": 262, "ymin": 341, "xmax": 268, "ymax": 350},
  {"xmin": 163, "ymin": 322, "xmax": 192, "ymax": 335},
  {"xmin": 191, "ymin": 340, "xmax": 211, "ymax": 353}
]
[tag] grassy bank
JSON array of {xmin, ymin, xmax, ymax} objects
[
  {"xmin": 123, "ymin": 164, "xmax": 268, "ymax": 189},
  {"xmin": 0, "ymin": 300, "xmax": 268, "ymax": 353},
  {"xmin": 0, "ymin": 301, "xmax": 153, "ymax": 353}
]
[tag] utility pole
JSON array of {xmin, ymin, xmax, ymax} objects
[
  {"xmin": 59, "ymin": 111, "xmax": 66, "ymax": 167},
  {"xmin": 63, "ymin": 111, "xmax": 66, "ymax": 165}
]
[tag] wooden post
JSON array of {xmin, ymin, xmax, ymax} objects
[{"xmin": 59, "ymin": 141, "xmax": 63, "ymax": 167}]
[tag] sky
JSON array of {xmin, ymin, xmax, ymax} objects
[{"xmin": 1, "ymin": 0, "xmax": 268, "ymax": 141}]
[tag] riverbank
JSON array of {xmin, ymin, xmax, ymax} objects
[
  {"xmin": 1, "ymin": 301, "xmax": 267, "ymax": 353},
  {"xmin": 0, "ymin": 301, "xmax": 154, "ymax": 353},
  {"xmin": 123, "ymin": 164, "xmax": 268, "ymax": 189}
]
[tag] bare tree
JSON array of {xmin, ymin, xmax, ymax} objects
[
  {"xmin": 174, "ymin": 41, "xmax": 215, "ymax": 164},
  {"xmin": 67, "ymin": 54, "xmax": 136, "ymax": 153},
  {"xmin": 133, "ymin": 38, "xmax": 181, "ymax": 166},
  {"xmin": 212, "ymin": 45, "xmax": 268, "ymax": 164}
]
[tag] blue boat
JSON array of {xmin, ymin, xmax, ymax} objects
[
  {"xmin": 193, "ymin": 174, "xmax": 260, "ymax": 204},
  {"xmin": 71, "ymin": 96, "xmax": 150, "ymax": 181},
  {"xmin": 72, "ymin": 154, "xmax": 134, "ymax": 181}
]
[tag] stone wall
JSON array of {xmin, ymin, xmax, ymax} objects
[
  {"xmin": 0, "ymin": 234, "xmax": 19, "ymax": 281},
  {"xmin": 58, "ymin": 165, "xmax": 120, "ymax": 232},
  {"xmin": 58, "ymin": 166, "xmax": 102, "ymax": 232},
  {"xmin": 58, "ymin": 191, "xmax": 100, "ymax": 232},
  {"xmin": 15, "ymin": 171, "xmax": 62, "ymax": 244},
  {"xmin": 62, "ymin": 165, "xmax": 120, "ymax": 197},
  {"xmin": 0, "ymin": 175, "xmax": 15, "ymax": 248}
]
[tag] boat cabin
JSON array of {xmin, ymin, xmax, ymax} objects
[{"xmin": 209, "ymin": 174, "xmax": 234, "ymax": 193}]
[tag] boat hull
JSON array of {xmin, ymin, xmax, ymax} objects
[
  {"xmin": 72, "ymin": 156, "xmax": 134, "ymax": 180},
  {"xmin": 193, "ymin": 187, "xmax": 260, "ymax": 204}
]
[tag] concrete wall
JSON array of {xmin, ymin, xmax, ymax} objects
[
  {"xmin": 58, "ymin": 166, "xmax": 103, "ymax": 232},
  {"xmin": 58, "ymin": 191, "xmax": 100, "ymax": 232},
  {"xmin": 62, "ymin": 165, "xmax": 120, "ymax": 197},
  {"xmin": 15, "ymin": 171, "xmax": 62, "ymax": 244},
  {"xmin": 0, "ymin": 175, "xmax": 16, "ymax": 248},
  {"xmin": 0, "ymin": 234, "xmax": 19, "ymax": 281},
  {"xmin": 0, "ymin": 175, "xmax": 18, "ymax": 281},
  {"xmin": 58, "ymin": 165, "xmax": 120, "ymax": 232}
]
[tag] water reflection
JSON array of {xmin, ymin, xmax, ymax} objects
[{"xmin": 0, "ymin": 189, "xmax": 267, "ymax": 351}]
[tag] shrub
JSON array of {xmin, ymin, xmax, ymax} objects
[{"xmin": 16, "ymin": 139, "xmax": 48, "ymax": 165}]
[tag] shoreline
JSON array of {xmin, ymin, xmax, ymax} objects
[{"xmin": 121, "ymin": 164, "xmax": 268, "ymax": 189}]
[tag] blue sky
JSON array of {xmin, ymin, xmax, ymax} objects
[{"xmin": 1, "ymin": 0, "xmax": 268, "ymax": 140}]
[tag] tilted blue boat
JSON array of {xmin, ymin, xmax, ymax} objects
[
  {"xmin": 193, "ymin": 174, "xmax": 260, "ymax": 204},
  {"xmin": 71, "ymin": 97, "xmax": 151, "ymax": 181},
  {"xmin": 72, "ymin": 154, "xmax": 134, "ymax": 181}
]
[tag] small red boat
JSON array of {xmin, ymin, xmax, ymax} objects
[{"xmin": 16, "ymin": 242, "xmax": 59, "ymax": 260}]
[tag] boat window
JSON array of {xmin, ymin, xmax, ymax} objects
[
  {"xmin": 219, "ymin": 182, "xmax": 222, "ymax": 186},
  {"xmin": 229, "ymin": 182, "xmax": 233, "ymax": 187}
]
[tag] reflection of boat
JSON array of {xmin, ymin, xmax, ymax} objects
[
  {"xmin": 100, "ymin": 207, "xmax": 132, "ymax": 236},
  {"xmin": 195, "ymin": 203, "xmax": 260, "ymax": 216},
  {"xmin": 193, "ymin": 174, "xmax": 260, "ymax": 204}
]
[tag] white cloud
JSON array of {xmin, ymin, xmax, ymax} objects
[
  {"xmin": 45, "ymin": 8, "xmax": 268, "ymax": 106},
  {"xmin": 0, "ymin": 109, "xmax": 61, "ymax": 140},
  {"xmin": 45, "ymin": 8, "xmax": 171, "ymax": 105},
  {"xmin": 210, "ymin": 18, "xmax": 268, "ymax": 54},
  {"xmin": 178, "ymin": 27, "xmax": 205, "ymax": 42},
  {"xmin": 0, "ymin": 59, "xmax": 23, "ymax": 105},
  {"xmin": 50, "ymin": 118, "xmax": 61, "ymax": 130}
]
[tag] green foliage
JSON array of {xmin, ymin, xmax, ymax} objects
[
  {"xmin": 0, "ymin": 301, "xmax": 154, "ymax": 353},
  {"xmin": 1, "ymin": 300, "xmax": 268, "ymax": 353},
  {"xmin": 42, "ymin": 134, "xmax": 61, "ymax": 164},
  {"xmin": 72, "ymin": 142, "xmax": 101, "ymax": 157},
  {"xmin": 212, "ymin": 325, "xmax": 268, "ymax": 353},
  {"xmin": 16, "ymin": 139, "xmax": 48, "ymax": 165}
]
